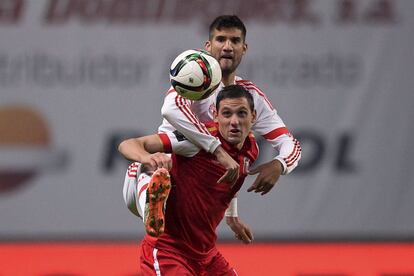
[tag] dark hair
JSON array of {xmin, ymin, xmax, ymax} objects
[
  {"xmin": 216, "ymin": 85, "xmax": 254, "ymax": 112},
  {"xmin": 209, "ymin": 15, "xmax": 247, "ymax": 41}
]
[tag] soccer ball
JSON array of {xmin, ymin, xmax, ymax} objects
[{"xmin": 170, "ymin": 49, "xmax": 222, "ymax": 101}]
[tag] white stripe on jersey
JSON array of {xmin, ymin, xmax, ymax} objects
[
  {"xmin": 236, "ymin": 79, "xmax": 274, "ymax": 110},
  {"xmin": 285, "ymin": 137, "xmax": 302, "ymax": 167},
  {"xmin": 153, "ymin": 248, "xmax": 161, "ymax": 276},
  {"xmin": 174, "ymin": 95, "xmax": 210, "ymax": 135}
]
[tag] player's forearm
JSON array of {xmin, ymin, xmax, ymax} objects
[
  {"xmin": 225, "ymin": 216, "xmax": 239, "ymax": 226},
  {"xmin": 161, "ymin": 93, "xmax": 221, "ymax": 153},
  {"xmin": 118, "ymin": 138, "xmax": 151, "ymax": 162},
  {"xmin": 225, "ymin": 197, "xmax": 238, "ymax": 217},
  {"xmin": 168, "ymin": 117, "xmax": 221, "ymax": 153},
  {"xmin": 268, "ymin": 134, "xmax": 302, "ymax": 175}
]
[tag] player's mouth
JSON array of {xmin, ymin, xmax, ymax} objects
[
  {"xmin": 229, "ymin": 129, "xmax": 240, "ymax": 135},
  {"xmin": 220, "ymin": 54, "xmax": 233, "ymax": 60}
]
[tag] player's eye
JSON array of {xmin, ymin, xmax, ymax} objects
[
  {"xmin": 221, "ymin": 111, "xmax": 231, "ymax": 117},
  {"xmin": 231, "ymin": 37, "xmax": 242, "ymax": 44},
  {"xmin": 238, "ymin": 111, "xmax": 248, "ymax": 117},
  {"xmin": 216, "ymin": 36, "xmax": 226, "ymax": 42}
]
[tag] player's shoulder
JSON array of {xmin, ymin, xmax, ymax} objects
[
  {"xmin": 166, "ymin": 85, "xmax": 176, "ymax": 95},
  {"xmin": 164, "ymin": 86, "xmax": 194, "ymax": 104},
  {"xmin": 235, "ymin": 76, "xmax": 259, "ymax": 87},
  {"xmin": 235, "ymin": 78, "xmax": 256, "ymax": 87},
  {"xmin": 235, "ymin": 78, "xmax": 266, "ymax": 96},
  {"xmin": 235, "ymin": 77, "xmax": 274, "ymax": 109}
]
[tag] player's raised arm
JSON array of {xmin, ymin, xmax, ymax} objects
[
  {"xmin": 161, "ymin": 91, "xmax": 220, "ymax": 153},
  {"xmin": 237, "ymin": 80, "xmax": 302, "ymax": 195},
  {"xmin": 119, "ymin": 134, "xmax": 172, "ymax": 221},
  {"xmin": 119, "ymin": 129, "xmax": 201, "ymax": 222}
]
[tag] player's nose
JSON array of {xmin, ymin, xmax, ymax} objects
[
  {"xmin": 230, "ymin": 115, "xmax": 239, "ymax": 125},
  {"xmin": 223, "ymin": 40, "xmax": 233, "ymax": 51}
]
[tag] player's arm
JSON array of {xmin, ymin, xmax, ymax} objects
[
  {"xmin": 240, "ymin": 82, "xmax": 301, "ymax": 195},
  {"xmin": 225, "ymin": 197, "xmax": 253, "ymax": 244},
  {"xmin": 119, "ymin": 131, "xmax": 199, "ymax": 218},
  {"xmin": 161, "ymin": 90, "xmax": 239, "ymax": 183},
  {"xmin": 248, "ymin": 119, "xmax": 301, "ymax": 195},
  {"xmin": 118, "ymin": 134, "xmax": 172, "ymax": 172},
  {"xmin": 161, "ymin": 90, "xmax": 220, "ymax": 152},
  {"xmin": 119, "ymin": 135, "xmax": 171, "ymax": 218}
]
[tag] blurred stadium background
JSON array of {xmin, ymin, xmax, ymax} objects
[{"xmin": 1, "ymin": 0, "xmax": 414, "ymax": 275}]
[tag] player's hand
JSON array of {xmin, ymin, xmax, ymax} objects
[
  {"xmin": 214, "ymin": 146, "xmax": 239, "ymax": 185},
  {"xmin": 247, "ymin": 160, "xmax": 283, "ymax": 195},
  {"xmin": 141, "ymin": 152, "xmax": 172, "ymax": 173},
  {"xmin": 226, "ymin": 216, "xmax": 253, "ymax": 244}
]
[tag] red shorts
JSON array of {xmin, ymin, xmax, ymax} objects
[{"xmin": 140, "ymin": 240, "xmax": 238, "ymax": 276}]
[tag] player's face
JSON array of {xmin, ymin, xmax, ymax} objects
[
  {"xmin": 214, "ymin": 97, "xmax": 256, "ymax": 149},
  {"xmin": 205, "ymin": 28, "xmax": 247, "ymax": 77}
]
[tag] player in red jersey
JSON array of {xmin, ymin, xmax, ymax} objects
[
  {"xmin": 120, "ymin": 85, "xmax": 258, "ymax": 275},
  {"xmin": 121, "ymin": 15, "xmax": 301, "ymax": 237}
]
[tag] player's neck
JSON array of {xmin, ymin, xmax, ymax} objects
[
  {"xmin": 219, "ymin": 131, "xmax": 244, "ymax": 151},
  {"xmin": 221, "ymin": 72, "xmax": 236, "ymax": 86}
]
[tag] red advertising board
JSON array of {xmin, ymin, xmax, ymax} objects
[{"xmin": 1, "ymin": 242, "xmax": 414, "ymax": 275}]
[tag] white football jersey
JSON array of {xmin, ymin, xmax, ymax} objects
[{"xmin": 158, "ymin": 76, "xmax": 301, "ymax": 174}]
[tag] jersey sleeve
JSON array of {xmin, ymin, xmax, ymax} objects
[
  {"xmin": 158, "ymin": 131, "xmax": 199, "ymax": 157},
  {"xmin": 238, "ymin": 80, "xmax": 302, "ymax": 175},
  {"xmin": 160, "ymin": 89, "xmax": 221, "ymax": 154},
  {"xmin": 224, "ymin": 197, "xmax": 238, "ymax": 217}
]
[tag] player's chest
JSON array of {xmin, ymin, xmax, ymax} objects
[{"xmin": 183, "ymin": 153, "xmax": 251, "ymax": 183}]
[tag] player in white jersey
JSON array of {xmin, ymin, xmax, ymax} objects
[
  {"xmin": 160, "ymin": 15, "xmax": 301, "ymax": 187},
  {"xmin": 120, "ymin": 15, "xmax": 301, "ymax": 238}
]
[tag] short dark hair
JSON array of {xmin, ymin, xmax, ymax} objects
[
  {"xmin": 209, "ymin": 15, "xmax": 247, "ymax": 41},
  {"xmin": 216, "ymin": 85, "xmax": 254, "ymax": 112}
]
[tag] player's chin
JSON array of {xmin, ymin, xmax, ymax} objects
[
  {"xmin": 227, "ymin": 136, "xmax": 242, "ymax": 145},
  {"xmin": 219, "ymin": 59, "xmax": 234, "ymax": 69}
]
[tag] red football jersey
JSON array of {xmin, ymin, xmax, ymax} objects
[{"xmin": 145, "ymin": 123, "xmax": 258, "ymax": 260}]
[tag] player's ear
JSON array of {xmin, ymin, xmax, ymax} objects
[
  {"xmin": 251, "ymin": 109, "xmax": 256, "ymax": 124},
  {"xmin": 213, "ymin": 109, "xmax": 218, "ymax": 123},
  {"xmin": 243, "ymin": 42, "xmax": 248, "ymax": 55},
  {"xmin": 204, "ymin": 40, "xmax": 211, "ymax": 52}
]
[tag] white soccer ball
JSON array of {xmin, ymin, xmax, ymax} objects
[{"xmin": 169, "ymin": 49, "xmax": 222, "ymax": 101}]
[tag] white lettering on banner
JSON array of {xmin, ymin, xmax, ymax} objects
[
  {"xmin": 240, "ymin": 53, "xmax": 362, "ymax": 88},
  {"xmin": 0, "ymin": 52, "xmax": 362, "ymax": 89},
  {"xmin": 0, "ymin": 53, "xmax": 149, "ymax": 88}
]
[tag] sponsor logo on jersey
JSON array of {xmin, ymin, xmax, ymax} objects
[{"xmin": 173, "ymin": 130, "xmax": 187, "ymax": 142}]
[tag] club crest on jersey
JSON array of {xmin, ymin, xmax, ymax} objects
[{"xmin": 242, "ymin": 157, "xmax": 250, "ymax": 175}]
